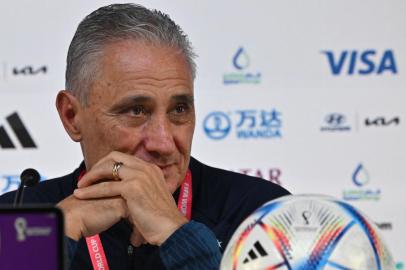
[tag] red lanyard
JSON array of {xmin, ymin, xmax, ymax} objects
[
  {"xmin": 177, "ymin": 169, "xmax": 192, "ymax": 220},
  {"xmin": 77, "ymin": 169, "xmax": 193, "ymax": 270}
]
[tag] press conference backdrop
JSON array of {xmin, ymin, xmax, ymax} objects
[{"xmin": 0, "ymin": 0, "xmax": 404, "ymax": 267}]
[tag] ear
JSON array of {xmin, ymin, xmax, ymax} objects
[{"xmin": 56, "ymin": 90, "xmax": 84, "ymax": 142}]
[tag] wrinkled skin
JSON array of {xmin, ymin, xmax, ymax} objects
[{"xmin": 56, "ymin": 40, "xmax": 195, "ymax": 245}]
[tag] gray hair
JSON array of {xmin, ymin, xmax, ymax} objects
[{"xmin": 65, "ymin": 3, "xmax": 196, "ymax": 105}]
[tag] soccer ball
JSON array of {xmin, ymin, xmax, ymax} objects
[{"xmin": 220, "ymin": 195, "xmax": 394, "ymax": 270}]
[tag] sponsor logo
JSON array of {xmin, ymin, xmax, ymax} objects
[
  {"xmin": 302, "ymin": 211, "xmax": 311, "ymax": 225},
  {"xmin": 320, "ymin": 114, "xmax": 401, "ymax": 133},
  {"xmin": 342, "ymin": 163, "xmax": 381, "ymax": 201},
  {"xmin": 12, "ymin": 65, "xmax": 47, "ymax": 76},
  {"xmin": 294, "ymin": 211, "xmax": 318, "ymax": 232},
  {"xmin": 365, "ymin": 116, "xmax": 400, "ymax": 127},
  {"xmin": 0, "ymin": 173, "xmax": 46, "ymax": 195},
  {"xmin": 321, "ymin": 49, "xmax": 398, "ymax": 75},
  {"xmin": 375, "ymin": 222, "xmax": 393, "ymax": 231},
  {"xmin": 0, "ymin": 112, "xmax": 37, "ymax": 149},
  {"xmin": 242, "ymin": 240, "xmax": 268, "ymax": 264},
  {"xmin": 0, "ymin": 174, "xmax": 20, "ymax": 194},
  {"xmin": 223, "ymin": 47, "xmax": 261, "ymax": 85},
  {"xmin": 238, "ymin": 168, "xmax": 282, "ymax": 185},
  {"xmin": 1, "ymin": 63, "xmax": 48, "ymax": 81},
  {"xmin": 203, "ymin": 109, "xmax": 282, "ymax": 140},
  {"xmin": 14, "ymin": 217, "xmax": 52, "ymax": 242},
  {"xmin": 320, "ymin": 113, "xmax": 351, "ymax": 132},
  {"xmin": 203, "ymin": 112, "xmax": 231, "ymax": 140}
]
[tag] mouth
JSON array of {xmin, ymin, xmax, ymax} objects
[
  {"xmin": 157, "ymin": 163, "xmax": 174, "ymax": 171},
  {"xmin": 157, "ymin": 164, "xmax": 177, "ymax": 180}
]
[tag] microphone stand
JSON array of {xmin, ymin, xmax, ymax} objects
[{"xmin": 13, "ymin": 168, "xmax": 40, "ymax": 207}]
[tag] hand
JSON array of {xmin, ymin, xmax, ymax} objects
[
  {"xmin": 74, "ymin": 151, "xmax": 188, "ymax": 246},
  {"xmin": 57, "ymin": 194, "xmax": 128, "ymax": 241}
]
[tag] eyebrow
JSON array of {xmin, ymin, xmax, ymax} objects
[
  {"xmin": 170, "ymin": 94, "xmax": 194, "ymax": 105},
  {"xmin": 109, "ymin": 95, "xmax": 152, "ymax": 113},
  {"xmin": 109, "ymin": 93, "xmax": 194, "ymax": 113}
]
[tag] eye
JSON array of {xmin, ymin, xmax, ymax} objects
[
  {"xmin": 175, "ymin": 104, "xmax": 188, "ymax": 114},
  {"xmin": 130, "ymin": 106, "xmax": 146, "ymax": 116}
]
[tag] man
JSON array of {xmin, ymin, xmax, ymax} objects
[{"xmin": 0, "ymin": 3, "xmax": 289, "ymax": 269}]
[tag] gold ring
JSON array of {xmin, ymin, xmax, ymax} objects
[{"xmin": 112, "ymin": 162, "xmax": 123, "ymax": 181}]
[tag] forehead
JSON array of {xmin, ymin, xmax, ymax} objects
[
  {"xmin": 88, "ymin": 40, "xmax": 194, "ymax": 104},
  {"xmin": 100, "ymin": 40, "xmax": 192, "ymax": 82}
]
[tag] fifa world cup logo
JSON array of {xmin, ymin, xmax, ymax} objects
[{"xmin": 14, "ymin": 217, "xmax": 27, "ymax": 241}]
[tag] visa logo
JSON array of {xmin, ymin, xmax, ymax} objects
[{"xmin": 321, "ymin": 49, "xmax": 397, "ymax": 75}]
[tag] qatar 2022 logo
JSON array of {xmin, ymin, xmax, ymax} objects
[
  {"xmin": 223, "ymin": 47, "xmax": 262, "ymax": 85},
  {"xmin": 342, "ymin": 163, "xmax": 381, "ymax": 201}
]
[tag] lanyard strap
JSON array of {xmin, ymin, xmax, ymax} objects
[
  {"xmin": 177, "ymin": 169, "xmax": 192, "ymax": 220},
  {"xmin": 86, "ymin": 235, "xmax": 109, "ymax": 270},
  {"xmin": 78, "ymin": 169, "xmax": 193, "ymax": 270}
]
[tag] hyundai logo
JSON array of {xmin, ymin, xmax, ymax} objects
[{"xmin": 325, "ymin": 113, "xmax": 346, "ymax": 126}]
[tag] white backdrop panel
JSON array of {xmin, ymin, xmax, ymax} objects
[{"xmin": 0, "ymin": 0, "xmax": 404, "ymax": 267}]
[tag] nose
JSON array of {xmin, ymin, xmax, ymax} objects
[{"xmin": 143, "ymin": 115, "xmax": 176, "ymax": 157}]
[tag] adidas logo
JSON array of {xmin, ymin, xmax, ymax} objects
[
  {"xmin": 243, "ymin": 241, "xmax": 268, "ymax": 264},
  {"xmin": 0, "ymin": 112, "xmax": 37, "ymax": 149}
]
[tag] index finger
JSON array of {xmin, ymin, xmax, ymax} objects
[{"xmin": 78, "ymin": 151, "xmax": 149, "ymax": 188}]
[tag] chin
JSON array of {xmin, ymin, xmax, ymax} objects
[{"xmin": 166, "ymin": 178, "xmax": 181, "ymax": 193}]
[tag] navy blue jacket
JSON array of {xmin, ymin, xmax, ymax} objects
[{"xmin": 0, "ymin": 157, "xmax": 290, "ymax": 269}]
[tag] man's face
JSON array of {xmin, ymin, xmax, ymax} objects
[{"xmin": 77, "ymin": 40, "xmax": 195, "ymax": 192}]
